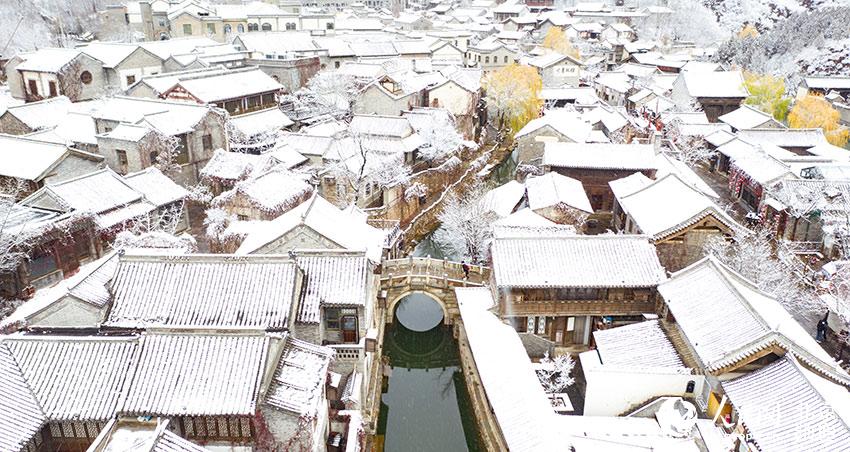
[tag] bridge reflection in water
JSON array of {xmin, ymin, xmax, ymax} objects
[{"xmin": 375, "ymin": 293, "xmax": 481, "ymax": 452}]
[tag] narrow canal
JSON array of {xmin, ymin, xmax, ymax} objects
[{"xmin": 376, "ymin": 293, "xmax": 482, "ymax": 452}]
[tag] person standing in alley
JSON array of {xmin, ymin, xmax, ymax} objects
[
  {"xmin": 817, "ymin": 310, "xmax": 830, "ymax": 343},
  {"xmin": 461, "ymin": 261, "xmax": 470, "ymax": 279}
]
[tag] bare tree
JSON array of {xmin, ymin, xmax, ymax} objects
[
  {"xmin": 663, "ymin": 119, "xmax": 717, "ymax": 166},
  {"xmin": 536, "ymin": 351, "xmax": 575, "ymax": 394},
  {"xmin": 57, "ymin": 59, "xmax": 84, "ymax": 101},
  {"xmin": 140, "ymin": 130, "xmax": 182, "ymax": 177},
  {"xmin": 432, "ymin": 178, "xmax": 496, "ymax": 264}
]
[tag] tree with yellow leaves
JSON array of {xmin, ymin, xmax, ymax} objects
[
  {"xmin": 789, "ymin": 95, "xmax": 850, "ymax": 147},
  {"xmin": 541, "ymin": 27, "xmax": 581, "ymax": 60},
  {"xmin": 743, "ymin": 72, "xmax": 791, "ymax": 121},
  {"xmin": 483, "ymin": 63, "xmax": 542, "ymax": 133},
  {"xmin": 738, "ymin": 24, "xmax": 759, "ymax": 39}
]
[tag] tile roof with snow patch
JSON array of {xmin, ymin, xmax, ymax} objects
[
  {"xmin": 593, "ymin": 320, "xmax": 688, "ymax": 371},
  {"xmin": 525, "ymin": 172, "xmax": 593, "ymax": 213},
  {"xmin": 264, "ymin": 336, "xmax": 333, "ymax": 416},
  {"xmin": 514, "ymin": 110, "xmax": 593, "ymax": 143},
  {"xmin": 350, "ymin": 114, "xmax": 413, "ymax": 138},
  {"xmin": 481, "ymin": 180, "xmax": 524, "ymax": 218},
  {"xmin": 2, "ymin": 96, "xmax": 72, "ymax": 130},
  {"xmin": 124, "ymin": 167, "xmax": 189, "ymax": 206},
  {"xmin": 718, "ymin": 105, "xmax": 778, "ymax": 130},
  {"xmin": 1, "ymin": 335, "xmax": 138, "ymax": 421},
  {"xmin": 493, "ymin": 208, "xmax": 557, "ymax": 228},
  {"xmin": 236, "ymin": 194, "xmax": 386, "ymax": 262},
  {"xmin": 122, "ymin": 333, "xmax": 269, "ymax": 416},
  {"xmin": 15, "ymin": 48, "xmax": 87, "ymax": 72},
  {"xmin": 0, "ymin": 344, "xmax": 45, "ymax": 452},
  {"xmin": 106, "ymin": 253, "xmax": 299, "ymax": 330},
  {"xmin": 229, "ymin": 107, "xmax": 293, "ymax": 137},
  {"xmin": 492, "ymin": 235, "xmax": 666, "ymax": 288},
  {"xmin": 0, "ymin": 134, "xmax": 78, "ymax": 181},
  {"xmin": 613, "ymin": 173, "xmax": 740, "ymax": 240},
  {"xmin": 543, "ymin": 142, "xmax": 657, "ymax": 171},
  {"xmin": 659, "ymin": 257, "xmax": 849, "ymax": 380},
  {"xmin": 25, "ymin": 168, "xmax": 142, "ymax": 213},
  {"xmin": 721, "ymin": 356, "xmax": 850, "ymax": 452},
  {"xmin": 294, "ymin": 251, "xmax": 370, "ymax": 324},
  {"xmin": 170, "ymin": 68, "xmax": 284, "ymax": 103}
]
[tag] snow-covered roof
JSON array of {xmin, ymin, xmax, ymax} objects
[
  {"xmin": 481, "ymin": 180, "xmax": 524, "ymax": 218},
  {"xmin": 82, "ymin": 42, "xmax": 154, "ymax": 68},
  {"xmin": 717, "ymin": 139, "xmax": 794, "ymax": 185},
  {"xmin": 229, "ymin": 107, "xmax": 293, "ymax": 136},
  {"xmin": 678, "ymin": 71, "xmax": 748, "ymax": 98},
  {"xmin": 27, "ymin": 168, "xmax": 143, "ymax": 214},
  {"xmin": 0, "ymin": 134, "xmax": 79, "ymax": 181},
  {"xmin": 105, "ymin": 253, "xmax": 299, "ymax": 330},
  {"xmin": 124, "ymin": 167, "xmax": 189, "ymax": 206},
  {"xmin": 514, "ymin": 110, "xmax": 593, "ymax": 143},
  {"xmin": 543, "ymin": 142, "xmax": 657, "ymax": 171},
  {"xmin": 200, "ymin": 149, "xmax": 272, "ymax": 182},
  {"xmin": 216, "ymin": 169, "xmax": 312, "ymax": 214},
  {"xmin": 722, "ymin": 356, "xmax": 850, "ymax": 452},
  {"xmin": 455, "ymin": 287, "xmax": 563, "ymax": 452},
  {"xmin": 718, "ymin": 105, "xmax": 778, "ymax": 130},
  {"xmin": 91, "ymin": 419, "xmax": 211, "ymax": 452},
  {"xmin": 139, "ymin": 37, "xmax": 219, "ymax": 60},
  {"xmin": 236, "ymin": 194, "xmax": 386, "ymax": 263},
  {"xmin": 493, "ymin": 208, "xmax": 557, "ymax": 228},
  {"xmin": 492, "ymin": 235, "xmax": 666, "ymax": 288},
  {"xmin": 15, "ymin": 48, "xmax": 87, "ymax": 72},
  {"xmin": 350, "ymin": 114, "xmax": 413, "ymax": 138},
  {"xmin": 0, "ymin": 343, "xmax": 45, "ymax": 452},
  {"xmin": 172, "ymin": 68, "xmax": 284, "ymax": 103},
  {"xmin": 660, "ymin": 257, "xmax": 849, "ymax": 379},
  {"xmin": 804, "ymin": 76, "xmax": 850, "ymax": 91},
  {"xmin": 87, "ymin": 96, "xmax": 213, "ymax": 136},
  {"xmin": 540, "ymin": 87, "xmax": 599, "ymax": 104},
  {"xmin": 525, "ymin": 172, "xmax": 592, "ymax": 213},
  {"xmin": 2, "ymin": 96, "xmax": 72, "ymax": 130},
  {"xmin": 294, "ymin": 251, "xmax": 370, "ymax": 324},
  {"xmin": 613, "ymin": 173, "xmax": 740, "ymax": 240},
  {"xmin": 654, "ymin": 152, "xmax": 719, "ymax": 198},
  {"xmin": 593, "ymin": 320, "xmax": 688, "ymax": 371},
  {"xmin": 264, "ymin": 336, "xmax": 333, "ymax": 416},
  {"xmin": 0, "ymin": 335, "xmax": 138, "ymax": 421},
  {"xmin": 737, "ymin": 128, "xmax": 829, "ymax": 150},
  {"xmin": 122, "ymin": 333, "xmax": 268, "ymax": 416}
]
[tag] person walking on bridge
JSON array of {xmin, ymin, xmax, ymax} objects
[{"xmin": 461, "ymin": 261, "xmax": 471, "ymax": 279}]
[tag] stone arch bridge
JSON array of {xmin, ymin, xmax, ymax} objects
[{"xmin": 379, "ymin": 257, "xmax": 490, "ymax": 324}]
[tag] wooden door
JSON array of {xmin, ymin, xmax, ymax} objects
[{"xmin": 341, "ymin": 315, "xmax": 358, "ymax": 343}]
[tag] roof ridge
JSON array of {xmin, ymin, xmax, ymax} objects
[{"xmin": 0, "ymin": 342, "xmax": 48, "ymax": 420}]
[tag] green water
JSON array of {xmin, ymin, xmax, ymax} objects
[{"xmin": 377, "ymin": 294, "xmax": 482, "ymax": 452}]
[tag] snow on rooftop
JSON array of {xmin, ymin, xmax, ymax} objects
[
  {"xmin": 679, "ymin": 71, "xmax": 748, "ymax": 98},
  {"xmin": 200, "ymin": 149, "xmax": 272, "ymax": 182},
  {"xmin": 122, "ymin": 333, "xmax": 268, "ymax": 416},
  {"xmin": 124, "ymin": 167, "xmax": 189, "ymax": 206},
  {"xmin": 1, "ymin": 335, "xmax": 138, "ymax": 421},
  {"xmin": 492, "ymin": 235, "xmax": 666, "ymax": 288},
  {"xmin": 236, "ymin": 194, "xmax": 385, "ymax": 262},
  {"xmin": 593, "ymin": 320, "xmax": 688, "ymax": 371},
  {"xmin": 525, "ymin": 172, "xmax": 593, "ymax": 214},
  {"xmin": 3, "ymin": 96, "xmax": 72, "ymax": 130},
  {"xmin": 718, "ymin": 105, "xmax": 777, "ymax": 130},
  {"xmin": 15, "ymin": 48, "xmax": 84, "ymax": 72},
  {"xmin": 481, "ymin": 180, "xmax": 524, "ymax": 218},
  {"xmin": 0, "ymin": 135, "xmax": 71, "ymax": 181},
  {"xmin": 106, "ymin": 253, "xmax": 298, "ymax": 330},
  {"xmin": 216, "ymin": 169, "xmax": 312, "ymax": 214},
  {"xmin": 514, "ymin": 110, "xmax": 593, "ymax": 143},
  {"xmin": 660, "ymin": 257, "xmax": 847, "ymax": 376},
  {"xmin": 455, "ymin": 287, "xmax": 563, "ymax": 452},
  {"xmin": 264, "ymin": 336, "xmax": 333, "ymax": 416},
  {"xmin": 294, "ymin": 251, "xmax": 370, "ymax": 324},
  {"xmin": 173, "ymin": 68, "xmax": 283, "ymax": 103},
  {"xmin": 229, "ymin": 107, "xmax": 293, "ymax": 137},
  {"xmin": 721, "ymin": 356, "xmax": 850, "ymax": 452},
  {"xmin": 493, "ymin": 208, "xmax": 558, "ymax": 228},
  {"xmin": 614, "ymin": 173, "xmax": 739, "ymax": 239},
  {"xmin": 543, "ymin": 143, "xmax": 657, "ymax": 171}
]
